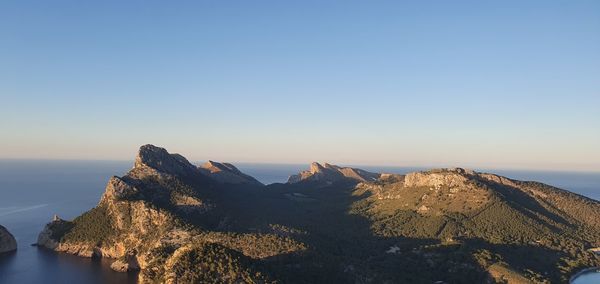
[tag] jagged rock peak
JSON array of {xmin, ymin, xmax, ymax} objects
[
  {"xmin": 288, "ymin": 162, "xmax": 380, "ymax": 184},
  {"xmin": 308, "ymin": 162, "xmax": 340, "ymax": 173},
  {"xmin": 199, "ymin": 160, "xmax": 263, "ymax": 186},
  {"xmin": 134, "ymin": 144, "xmax": 196, "ymax": 175},
  {"xmin": 0, "ymin": 225, "xmax": 17, "ymax": 254}
]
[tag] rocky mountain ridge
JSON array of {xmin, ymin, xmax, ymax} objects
[
  {"xmin": 36, "ymin": 145, "xmax": 301, "ymax": 283},
  {"xmin": 287, "ymin": 162, "xmax": 380, "ymax": 185},
  {"xmin": 36, "ymin": 145, "xmax": 600, "ymax": 283}
]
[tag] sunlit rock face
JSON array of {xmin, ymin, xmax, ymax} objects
[
  {"xmin": 37, "ymin": 145, "xmax": 201, "ymax": 269},
  {"xmin": 133, "ymin": 144, "xmax": 198, "ymax": 176},
  {"xmin": 199, "ymin": 161, "xmax": 263, "ymax": 186},
  {"xmin": 0, "ymin": 225, "xmax": 17, "ymax": 254},
  {"xmin": 287, "ymin": 162, "xmax": 380, "ymax": 184},
  {"xmin": 403, "ymin": 168, "xmax": 473, "ymax": 188}
]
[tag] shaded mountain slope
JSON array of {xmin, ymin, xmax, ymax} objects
[{"xmin": 37, "ymin": 145, "xmax": 304, "ymax": 283}]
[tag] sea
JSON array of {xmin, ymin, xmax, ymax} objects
[{"xmin": 0, "ymin": 160, "xmax": 598, "ymax": 284}]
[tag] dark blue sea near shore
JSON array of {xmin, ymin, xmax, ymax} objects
[{"xmin": 0, "ymin": 160, "xmax": 598, "ymax": 283}]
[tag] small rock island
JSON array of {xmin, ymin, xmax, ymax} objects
[{"xmin": 0, "ymin": 225, "xmax": 17, "ymax": 254}]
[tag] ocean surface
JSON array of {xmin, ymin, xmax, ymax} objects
[{"xmin": 0, "ymin": 160, "xmax": 598, "ymax": 283}]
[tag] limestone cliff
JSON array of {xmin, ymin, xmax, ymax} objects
[
  {"xmin": 38, "ymin": 145, "xmax": 211, "ymax": 270},
  {"xmin": 35, "ymin": 146, "xmax": 600, "ymax": 283},
  {"xmin": 0, "ymin": 225, "xmax": 17, "ymax": 254}
]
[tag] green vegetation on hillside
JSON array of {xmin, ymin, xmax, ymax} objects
[
  {"xmin": 61, "ymin": 204, "xmax": 114, "ymax": 245},
  {"xmin": 143, "ymin": 242, "xmax": 273, "ymax": 284}
]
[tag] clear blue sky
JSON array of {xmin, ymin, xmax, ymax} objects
[{"xmin": 1, "ymin": 1, "xmax": 599, "ymax": 171}]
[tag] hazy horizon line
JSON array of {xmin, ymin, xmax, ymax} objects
[{"xmin": 1, "ymin": 157, "xmax": 598, "ymax": 174}]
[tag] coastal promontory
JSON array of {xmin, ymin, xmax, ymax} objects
[{"xmin": 36, "ymin": 145, "xmax": 600, "ymax": 283}]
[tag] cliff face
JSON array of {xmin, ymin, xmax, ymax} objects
[
  {"xmin": 37, "ymin": 145, "xmax": 303, "ymax": 282},
  {"xmin": 403, "ymin": 168, "xmax": 473, "ymax": 188},
  {"xmin": 38, "ymin": 209, "xmax": 185, "ymax": 272},
  {"xmin": 0, "ymin": 225, "xmax": 17, "ymax": 254},
  {"xmin": 133, "ymin": 144, "xmax": 198, "ymax": 177}
]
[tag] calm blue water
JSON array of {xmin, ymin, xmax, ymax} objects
[
  {"xmin": 572, "ymin": 268, "xmax": 600, "ymax": 284},
  {"xmin": 0, "ymin": 160, "xmax": 598, "ymax": 283}
]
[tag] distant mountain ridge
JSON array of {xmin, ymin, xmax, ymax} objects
[
  {"xmin": 199, "ymin": 161, "xmax": 263, "ymax": 186},
  {"xmin": 0, "ymin": 225, "xmax": 17, "ymax": 254},
  {"xmin": 36, "ymin": 144, "xmax": 600, "ymax": 283},
  {"xmin": 132, "ymin": 144, "xmax": 263, "ymax": 186},
  {"xmin": 287, "ymin": 162, "xmax": 380, "ymax": 184}
]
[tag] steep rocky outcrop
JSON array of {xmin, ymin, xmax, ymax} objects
[
  {"xmin": 0, "ymin": 225, "xmax": 17, "ymax": 254},
  {"xmin": 353, "ymin": 168, "xmax": 600, "ymax": 282},
  {"xmin": 199, "ymin": 161, "xmax": 263, "ymax": 186},
  {"xmin": 133, "ymin": 144, "xmax": 198, "ymax": 176},
  {"xmin": 287, "ymin": 162, "xmax": 380, "ymax": 185},
  {"xmin": 403, "ymin": 168, "xmax": 474, "ymax": 188},
  {"xmin": 37, "ymin": 145, "xmax": 208, "ymax": 262}
]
